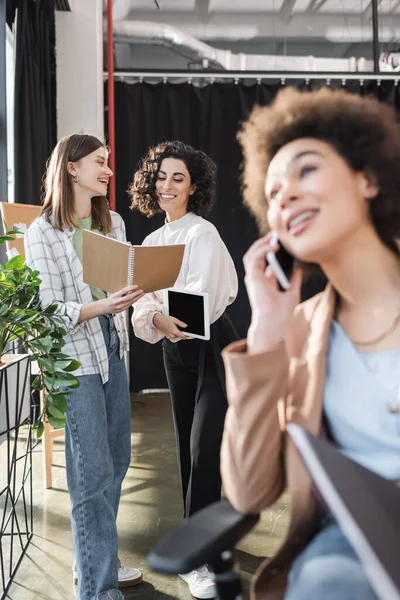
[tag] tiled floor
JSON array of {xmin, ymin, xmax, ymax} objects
[{"xmin": 3, "ymin": 393, "xmax": 289, "ymax": 600}]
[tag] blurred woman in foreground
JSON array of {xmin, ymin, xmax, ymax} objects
[{"xmin": 221, "ymin": 88, "xmax": 400, "ymax": 600}]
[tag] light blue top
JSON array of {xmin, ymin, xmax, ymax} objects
[{"xmin": 323, "ymin": 320, "xmax": 400, "ymax": 480}]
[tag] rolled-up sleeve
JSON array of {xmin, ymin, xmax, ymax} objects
[{"xmin": 131, "ymin": 293, "xmax": 165, "ymax": 344}]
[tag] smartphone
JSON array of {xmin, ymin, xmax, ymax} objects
[{"xmin": 266, "ymin": 232, "xmax": 295, "ymax": 291}]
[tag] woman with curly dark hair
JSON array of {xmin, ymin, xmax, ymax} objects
[
  {"xmin": 130, "ymin": 140, "xmax": 238, "ymax": 599},
  {"xmin": 221, "ymin": 87, "xmax": 400, "ymax": 600}
]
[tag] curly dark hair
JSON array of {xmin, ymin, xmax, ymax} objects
[
  {"xmin": 129, "ymin": 141, "xmax": 217, "ymax": 218},
  {"xmin": 237, "ymin": 86, "xmax": 400, "ymax": 254}
]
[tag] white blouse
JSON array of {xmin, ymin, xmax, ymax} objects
[{"xmin": 132, "ymin": 212, "xmax": 238, "ymax": 344}]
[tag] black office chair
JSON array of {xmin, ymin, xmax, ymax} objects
[{"xmin": 148, "ymin": 501, "xmax": 259, "ymax": 600}]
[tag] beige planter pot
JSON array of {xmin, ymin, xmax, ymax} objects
[{"xmin": 0, "ymin": 354, "xmax": 30, "ymax": 445}]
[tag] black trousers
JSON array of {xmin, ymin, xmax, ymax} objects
[{"xmin": 163, "ymin": 313, "xmax": 238, "ymax": 518}]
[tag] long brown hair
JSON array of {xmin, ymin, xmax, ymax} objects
[{"xmin": 41, "ymin": 134, "xmax": 112, "ymax": 233}]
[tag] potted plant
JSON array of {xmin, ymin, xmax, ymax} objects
[{"xmin": 0, "ymin": 227, "xmax": 80, "ymax": 439}]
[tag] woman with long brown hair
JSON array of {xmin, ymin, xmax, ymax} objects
[{"xmin": 25, "ymin": 134, "xmax": 144, "ymax": 600}]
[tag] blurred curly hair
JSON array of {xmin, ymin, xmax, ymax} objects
[
  {"xmin": 237, "ymin": 86, "xmax": 400, "ymax": 254},
  {"xmin": 129, "ymin": 141, "xmax": 217, "ymax": 218}
]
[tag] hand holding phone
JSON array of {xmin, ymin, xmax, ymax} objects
[
  {"xmin": 266, "ymin": 232, "xmax": 292, "ymax": 290},
  {"xmin": 243, "ymin": 232, "xmax": 301, "ymax": 354}
]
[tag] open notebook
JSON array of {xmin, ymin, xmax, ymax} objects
[
  {"xmin": 82, "ymin": 229, "xmax": 185, "ymax": 294},
  {"xmin": 0, "ymin": 202, "xmax": 42, "ymax": 260}
]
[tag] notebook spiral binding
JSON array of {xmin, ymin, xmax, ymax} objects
[{"xmin": 127, "ymin": 247, "xmax": 135, "ymax": 285}]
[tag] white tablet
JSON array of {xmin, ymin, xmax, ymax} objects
[{"xmin": 163, "ymin": 288, "xmax": 210, "ymax": 341}]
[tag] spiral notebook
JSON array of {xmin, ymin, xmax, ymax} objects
[{"xmin": 82, "ymin": 229, "xmax": 185, "ymax": 294}]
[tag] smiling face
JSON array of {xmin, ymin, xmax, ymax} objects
[
  {"xmin": 155, "ymin": 158, "xmax": 196, "ymax": 221},
  {"xmin": 265, "ymin": 138, "xmax": 379, "ymax": 265},
  {"xmin": 68, "ymin": 146, "xmax": 113, "ymax": 198}
]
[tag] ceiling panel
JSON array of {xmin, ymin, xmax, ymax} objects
[
  {"xmin": 126, "ymin": 0, "xmax": 195, "ymax": 9},
  {"xmin": 292, "ymin": 0, "xmax": 313, "ymax": 11},
  {"xmin": 210, "ymin": 0, "xmax": 285, "ymax": 11},
  {"xmin": 317, "ymin": 0, "xmax": 370, "ymax": 12},
  {"xmin": 379, "ymin": 0, "xmax": 400, "ymax": 13},
  {"xmin": 125, "ymin": 0, "xmax": 400, "ymax": 16}
]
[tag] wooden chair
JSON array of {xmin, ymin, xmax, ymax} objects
[{"xmin": 40, "ymin": 390, "xmax": 65, "ymax": 489}]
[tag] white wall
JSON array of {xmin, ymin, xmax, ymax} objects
[{"xmin": 56, "ymin": 0, "xmax": 104, "ymax": 141}]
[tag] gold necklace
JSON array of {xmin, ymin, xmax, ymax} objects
[{"xmin": 352, "ymin": 311, "xmax": 400, "ymax": 348}]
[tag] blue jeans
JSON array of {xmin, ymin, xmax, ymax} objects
[
  {"xmin": 284, "ymin": 517, "xmax": 378, "ymax": 600},
  {"xmin": 65, "ymin": 315, "xmax": 131, "ymax": 600}
]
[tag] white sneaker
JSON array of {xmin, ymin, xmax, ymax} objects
[
  {"xmin": 73, "ymin": 565, "xmax": 143, "ymax": 588},
  {"xmin": 179, "ymin": 565, "xmax": 216, "ymax": 599},
  {"xmin": 117, "ymin": 566, "xmax": 143, "ymax": 588}
]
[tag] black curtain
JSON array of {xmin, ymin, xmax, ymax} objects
[
  {"xmin": 9, "ymin": 0, "xmax": 56, "ymax": 205},
  {"xmin": 112, "ymin": 79, "xmax": 400, "ymax": 391}
]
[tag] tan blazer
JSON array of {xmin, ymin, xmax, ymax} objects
[{"xmin": 221, "ymin": 283, "xmax": 337, "ymax": 600}]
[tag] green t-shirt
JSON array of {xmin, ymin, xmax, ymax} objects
[{"xmin": 72, "ymin": 216, "xmax": 107, "ymax": 302}]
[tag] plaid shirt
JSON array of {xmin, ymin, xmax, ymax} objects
[{"xmin": 24, "ymin": 211, "xmax": 129, "ymax": 383}]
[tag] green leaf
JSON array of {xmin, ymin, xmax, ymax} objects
[
  {"xmin": 47, "ymin": 405, "xmax": 66, "ymax": 420},
  {"xmin": 58, "ymin": 359, "xmax": 80, "ymax": 372},
  {"xmin": 35, "ymin": 421, "xmax": 44, "ymax": 438},
  {"xmin": 50, "ymin": 353, "xmax": 71, "ymax": 360},
  {"xmin": 54, "ymin": 371, "xmax": 80, "ymax": 384},
  {"xmin": 31, "ymin": 376, "xmax": 43, "ymax": 391},
  {"xmin": 5, "ymin": 255, "xmax": 24, "ymax": 270},
  {"xmin": 0, "ymin": 304, "xmax": 9, "ymax": 316},
  {"xmin": 43, "ymin": 303, "xmax": 58, "ymax": 315},
  {"xmin": 17, "ymin": 313, "xmax": 40, "ymax": 324},
  {"xmin": 38, "ymin": 357, "xmax": 55, "ymax": 372},
  {"xmin": 34, "ymin": 328, "xmax": 52, "ymax": 339},
  {"xmin": 48, "ymin": 415, "xmax": 66, "ymax": 430},
  {"xmin": 44, "ymin": 374, "xmax": 79, "ymax": 390},
  {"xmin": 48, "ymin": 339, "xmax": 65, "ymax": 350},
  {"xmin": 55, "ymin": 377, "xmax": 80, "ymax": 389},
  {"xmin": 30, "ymin": 336, "xmax": 53, "ymax": 352},
  {"xmin": 50, "ymin": 394, "xmax": 68, "ymax": 413}
]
